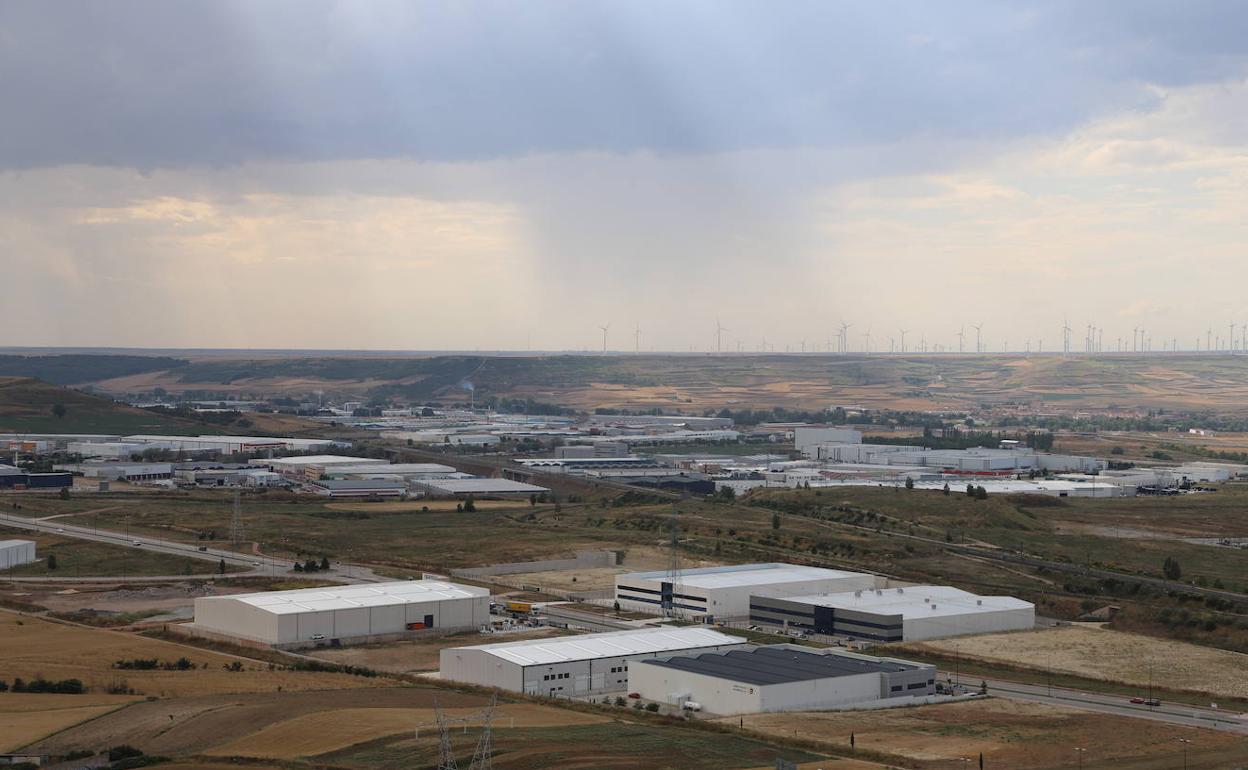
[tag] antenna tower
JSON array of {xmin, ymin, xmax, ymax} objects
[{"xmin": 665, "ymin": 510, "xmax": 683, "ymax": 619}]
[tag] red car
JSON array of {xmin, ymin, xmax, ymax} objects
[{"xmin": 1129, "ymin": 697, "xmax": 1145, "ymax": 704}]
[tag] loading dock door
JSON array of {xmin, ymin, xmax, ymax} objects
[
  {"xmin": 814, "ymin": 605, "xmax": 835, "ymax": 635},
  {"xmin": 424, "ymin": 614, "xmax": 434, "ymax": 628}
]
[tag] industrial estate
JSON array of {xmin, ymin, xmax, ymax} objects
[{"xmin": 2, "ymin": 350, "xmax": 1248, "ymax": 770}]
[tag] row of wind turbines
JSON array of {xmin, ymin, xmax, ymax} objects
[{"xmin": 593, "ymin": 319, "xmax": 1248, "ymax": 356}]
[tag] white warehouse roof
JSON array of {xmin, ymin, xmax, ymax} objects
[
  {"xmin": 417, "ymin": 478, "xmax": 551, "ymax": 494},
  {"xmin": 265, "ymin": 455, "xmax": 388, "ymax": 466},
  {"xmin": 221, "ymin": 580, "xmax": 488, "ymax": 615},
  {"xmin": 786, "ymin": 585, "xmax": 1033, "ymax": 619},
  {"xmin": 450, "ymin": 627, "xmax": 744, "ymax": 666},
  {"xmin": 622, "ymin": 563, "xmax": 871, "ymax": 590}
]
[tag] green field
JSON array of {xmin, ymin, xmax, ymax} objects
[{"xmin": 0, "ymin": 377, "xmax": 200, "ymax": 434}]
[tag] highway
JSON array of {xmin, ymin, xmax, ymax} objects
[
  {"xmin": 954, "ymin": 673, "xmax": 1248, "ymax": 735},
  {"xmin": 0, "ymin": 511, "xmax": 384, "ymax": 583}
]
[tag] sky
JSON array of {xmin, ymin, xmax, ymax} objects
[{"xmin": 3, "ymin": 0, "xmax": 1248, "ymax": 353}]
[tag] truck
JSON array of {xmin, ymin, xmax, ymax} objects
[{"xmin": 505, "ymin": 600, "xmax": 533, "ymax": 614}]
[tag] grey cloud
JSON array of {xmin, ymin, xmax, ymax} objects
[{"xmin": 3, "ymin": 1, "xmax": 1248, "ymax": 169}]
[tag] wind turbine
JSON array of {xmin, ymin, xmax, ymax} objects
[
  {"xmin": 1062, "ymin": 319, "xmax": 1072, "ymax": 357},
  {"xmin": 863, "ymin": 329, "xmax": 872, "ymax": 354},
  {"xmin": 898, "ymin": 329, "xmax": 908, "ymax": 354},
  {"xmin": 598, "ymin": 322, "xmax": 611, "ymax": 353},
  {"xmin": 840, "ymin": 321, "xmax": 853, "ymax": 354},
  {"xmin": 971, "ymin": 323, "xmax": 983, "ymax": 354},
  {"xmin": 715, "ymin": 319, "xmax": 728, "ymax": 354},
  {"xmin": 957, "ymin": 326, "xmax": 965, "ymax": 354},
  {"xmin": 634, "ymin": 323, "xmax": 641, "ymax": 354}
]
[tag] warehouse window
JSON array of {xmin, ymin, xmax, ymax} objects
[{"xmin": 890, "ymin": 685, "xmax": 902, "ymax": 693}]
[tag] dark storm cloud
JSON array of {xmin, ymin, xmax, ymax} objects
[{"xmin": 1, "ymin": 0, "xmax": 1247, "ymax": 169}]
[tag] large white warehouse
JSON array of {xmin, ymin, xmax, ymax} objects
[
  {"xmin": 0, "ymin": 539, "xmax": 36, "ymax": 570},
  {"xmin": 615, "ymin": 563, "xmax": 880, "ymax": 621},
  {"xmin": 630, "ymin": 645, "xmax": 935, "ymax": 715},
  {"xmin": 192, "ymin": 580, "xmax": 489, "ymax": 647},
  {"xmin": 439, "ymin": 626, "xmax": 746, "ymax": 697},
  {"xmin": 750, "ymin": 585, "xmax": 1035, "ymax": 642}
]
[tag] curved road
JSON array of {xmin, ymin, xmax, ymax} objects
[{"xmin": 0, "ymin": 511, "xmax": 384, "ymax": 584}]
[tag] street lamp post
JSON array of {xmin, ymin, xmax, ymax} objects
[
  {"xmin": 1178, "ymin": 738, "xmax": 1191, "ymax": 770},
  {"xmin": 1074, "ymin": 747, "xmax": 1086, "ymax": 769}
]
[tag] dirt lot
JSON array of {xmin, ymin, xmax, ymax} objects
[
  {"xmin": 0, "ymin": 693, "xmax": 137, "ymax": 751},
  {"xmin": 0, "ymin": 611, "xmax": 385, "ymax": 699},
  {"xmin": 205, "ymin": 703, "xmax": 608, "ymax": 759},
  {"xmin": 501, "ymin": 545, "xmax": 718, "ymax": 593},
  {"xmin": 306, "ymin": 628, "xmax": 572, "ymax": 673},
  {"xmin": 728, "ymin": 698, "xmax": 1247, "ymax": 769},
  {"xmin": 903, "ymin": 626, "xmax": 1248, "ymax": 699}
]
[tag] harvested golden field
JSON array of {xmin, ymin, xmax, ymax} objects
[
  {"xmin": 205, "ymin": 704, "xmax": 608, "ymax": 759},
  {"xmin": 27, "ymin": 688, "xmax": 484, "ymax": 757},
  {"xmin": 0, "ymin": 612, "xmax": 387, "ymax": 698},
  {"xmin": 0, "ymin": 693, "xmax": 137, "ymax": 751},
  {"xmin": 907, "ymin": 626, "xmax": 1248, "ymax": 699},
  {"xmin": 729, "ymin": 698, "xmax": 1246, "ymax": 769}
]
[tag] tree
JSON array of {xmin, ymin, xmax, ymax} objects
[
  {"xmin": 975, "ymin": 486, "xmax": 989, "ymax": 500},
  {"xmin": 1162, "ymin": 556, "xmax": 1182, "ymax": 581},
  {"xmin": 1111, "ymin": 446, "xmax": 1125, "ymax": 455},
  {"xmin": 320, "ymin": 556, "xmax": 330, "ymax": 571},
  {"xmin": 904, "ymin": 477, "xmax": 915, "ymax": 490},
  {"xmin": 218, "ymin": 558, "xmax": 226, "ymax": 575},
  {"xmin": 46, "ymin": 554, "xmax": 57, "ymax": 570},
  {"xmin": 942, "ymin": 483, "xmax": 950, "ymax": 496},
  {"xmin": 966, "ymin": 484, "xmax": 975, "ymax": 497},
  {"xmin": 51, "ymin": 403, "xmax": 67, "ymax": 419},
  {"xmin": 293, "ymin": 561, "xmax": 304, "ymax": 572},
  {"xmin": 771, "ymin": 512, "xmax": 781, "ymax": 530}
]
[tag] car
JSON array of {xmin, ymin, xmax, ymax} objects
[
  {"xmin": 1129, "ymin": 697, "xmax": 1145, "ymax": 704},
  {"xmin": 310, "ymin": 634, "xmax": 326, "ymax": 641},
  {"xmin": 251, "ymin": 561, "xmax": 261, "ymax": 567},
  {"xmin": 627, "ymin": 692, "xmax": 641, "ymax": 699},
  {"xmin": 56, "ymin": 527, "xmax": 64, "ymax": 533},
  {"xmin": 1144, "ymin": 699, "xmax": 1161, "ymax": 707},
  {"xmin": 197, "ymin": 546, "xmax": 208, "ymax": 552},
  {"xmin": 132, "ymin": 540, "xmax": 142, "ymax": 546}
]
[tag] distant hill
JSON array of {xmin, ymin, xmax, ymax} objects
[
  {"xmin": 0, "ymin": 377, "xmax": 217, "ymax": 435},
  {"xmin": 63, "ymin": 352, "xmax": 1248, "ymax": 414},
  {"xmin": 0, "ymin": 354, "xmax": 186, "ymax": 385}
]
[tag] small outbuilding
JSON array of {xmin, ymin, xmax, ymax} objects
[{"xmin": 0, "ymin": 539, "xmax": 36, "ymax": 570}]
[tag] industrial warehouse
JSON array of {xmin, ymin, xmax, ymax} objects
[
  {"xmin": 439, "ymin": 626, "xmax": 746, "ymax": 697},
  {"xmin": 191, "ymin": 580, "xmax": 490, "ymax": 647},
  {"xmin": 0, "ymin": 539, "xmax": 36, "ymax": 570},
  {"xmin": 629, "ymin": 645, "xmax": 936, "ymax": 715},
  {"xmin": 614, "ymin": 563, "xmax": 880, "ymax": 620},
  {"xmin": 750, "ymin": 586, "xmax": 1036, "ymax": 641}
]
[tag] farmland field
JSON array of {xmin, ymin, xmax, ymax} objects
[
  {"xmin": 0, "ymin": 611, "xmax": 386, "ymax": 699},
  {"xmin": 0, "ymin": 693, "xmax": 138, "ymax": 752},
  {"xmin": 205, "ymin": 704, "xmax": 608, "ymax": 758},
  {"xmin": 901, "ymin": 626, "xmax": 1248, "ymax": 699},
  {"xmin": 728, "ymin": 698, "xmax": 1248, "ymax": 769},
  {"xmin": 316, "ymin": 722, "xmax": 827, "ymax": 770}
]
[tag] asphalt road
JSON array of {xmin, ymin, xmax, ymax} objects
[
  {"xmin": 0, "ymin": 511, "xmax": 384, "ymax": 583},
  {"xmin": 952, "ymin": 672, "xmax": 1248, "ymax": 735}
]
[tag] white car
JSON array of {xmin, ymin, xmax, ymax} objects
[{"xmin": 132, "ymin": 540, "xmax": 142, "ymax": 546}]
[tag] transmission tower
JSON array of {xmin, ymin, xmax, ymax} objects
[
  {"xmin": 229, "ymin": 489, "xmax": 244, "ymax": 546},
  {"xmin": 664, "ymin": 510, "xmax": 683, "ymax": 619},
  {"xmin": 466, "ymin": 694, "xmax": 497, "ymax": 770},
  {"xmin": 435, "ymin": 698, "xmax": 459, "ymax": 770}
]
